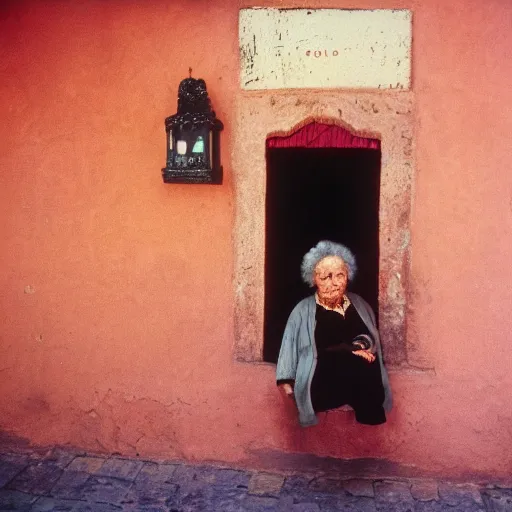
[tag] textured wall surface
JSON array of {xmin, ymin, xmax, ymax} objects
[{"xmin": 1, "ymin": 0, "xmax": 512, "ymax": 480}]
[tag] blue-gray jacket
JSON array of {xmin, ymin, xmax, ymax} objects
[{"xmin": 276, "ymin": 293, "xmax": 393, "ymax": 427}]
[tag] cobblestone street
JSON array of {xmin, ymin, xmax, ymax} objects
[{"xmin": 0, "ymin": 449, "xmax": 511, "ymax": 511}]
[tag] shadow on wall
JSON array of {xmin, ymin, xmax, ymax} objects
[{"xmin": 0, "ymin": 429, "xmax": 32, "ymax": 453}]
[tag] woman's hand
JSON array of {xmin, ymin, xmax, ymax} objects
[
  {"xmin": 279, "ymin": 383, "xmax": 294, "ymax": 397},
  {"xmin": 353, "ymin": 350, "xmax": 376, "ymax": 363}
]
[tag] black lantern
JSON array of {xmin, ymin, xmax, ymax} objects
[{"xmin": 162, "ymin": 75, "xmax": 223, "ymax": 184}]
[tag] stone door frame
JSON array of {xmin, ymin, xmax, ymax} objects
[{"xmin": 233, "ymin": 90, "xmax": 415, "ymax": 367}]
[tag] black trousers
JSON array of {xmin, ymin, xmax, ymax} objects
[{"xmin": 311, "ymin": 351, "xmax": 386, "ymax": 425}]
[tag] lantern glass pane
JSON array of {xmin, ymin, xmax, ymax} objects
[
  {"xmin": 192, "ymin": 136, "xmax": 205, "ymax": 153},
  {"xmin": 209, "ymin": 131, "xmax": 213, "ymax": 168},
  {"xmin": 177, "ymin": 140, "xmax": 187, "ymax": 155}
]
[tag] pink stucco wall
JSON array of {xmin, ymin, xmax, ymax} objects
[{"xmin": 1, "ymin": 0, "xmax": 511, "ymax": 479}]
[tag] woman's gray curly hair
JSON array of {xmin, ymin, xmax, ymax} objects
[{"xmin": 301, "ymin": 240, "xmax": 357, "ymax": 287}]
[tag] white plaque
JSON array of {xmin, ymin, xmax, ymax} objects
[{"xmin": 239, "ymin": 8, "xmax": 412, "ymax": 90}]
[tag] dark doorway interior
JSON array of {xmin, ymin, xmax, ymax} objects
[{"xmin": 264, "ymin": 147, "xmax": 381, "ymax": 363}]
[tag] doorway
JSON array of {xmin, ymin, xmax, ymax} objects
[{"xmin": 263, "ymin": 145, "xmax": 381, "ymax": 363}]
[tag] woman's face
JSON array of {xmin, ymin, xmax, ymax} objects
[{"xmin": 314, "ymin": 256, "xmax": 348, "ymax": 306}]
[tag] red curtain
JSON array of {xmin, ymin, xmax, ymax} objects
[{"xmin": 266, "ymin": 121, "xmax": 380, "ymax": 150}]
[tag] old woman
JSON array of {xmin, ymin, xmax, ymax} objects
[{"xmin": 276, "ymin": 240, "xmax": 392, "ymax": 427}]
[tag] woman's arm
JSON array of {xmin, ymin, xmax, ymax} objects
[
  {"xmin": 276, "ymin": 305, "xmax": 301, "ymax": 387},
  {"xmin": 324, "ymin": 337, "xmax": 376, "ymax": 362}
]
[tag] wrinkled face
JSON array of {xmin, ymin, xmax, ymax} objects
[{"xmin": 314, "ymin": 256, "xmax": 349, "ymax": 306}]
